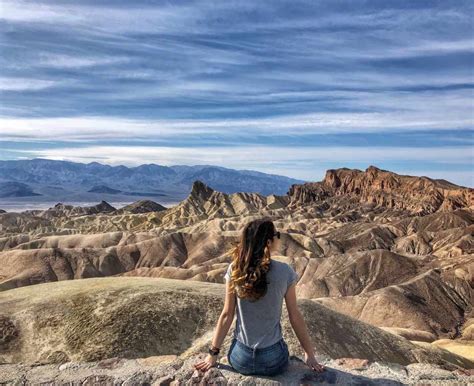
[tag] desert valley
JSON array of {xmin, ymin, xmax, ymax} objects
[{"xmin": 0, "ymin": 164, "xmax": 473, "ymax": 384}]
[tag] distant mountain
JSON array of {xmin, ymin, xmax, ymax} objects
[
  {"xmin": 0, "ymin": 158, "xmax": 305, "ymax": 204},
  {"xmin": 0, "ymin": 181, "xmax": 42, "ymax": 198},
  {"xmin": 88, "ymin": 185, "xmax": 168, "ymax": 197},
  {"xmin": 87, "ymin": 185, "xmax": 122, "ymax": 194}
]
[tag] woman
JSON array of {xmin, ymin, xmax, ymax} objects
[{"xmin": 194, "ymin": 218, "xmax": 325, "ymax": 376}]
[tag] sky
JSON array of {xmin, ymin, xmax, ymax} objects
[{"xmin": 0, "ymin": 0, "xmax": 473, "ymax": 187}]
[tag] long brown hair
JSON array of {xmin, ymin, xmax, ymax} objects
[{"xmin": 227, "ymin": 218, "xmax": 276, "ymax": 302}]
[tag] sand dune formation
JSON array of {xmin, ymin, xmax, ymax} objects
[{"xmin": 1, "ymin": 165, "xmax": 473, "ymax": 384}]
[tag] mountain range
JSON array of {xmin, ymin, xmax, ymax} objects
[{"xmin": 0, "ymin": 159, "xmax": 305, "ymax": 207}]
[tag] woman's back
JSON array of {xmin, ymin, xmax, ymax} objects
[{"xmin": 225, "ymin": 259, "xmax": 298, "ymax": 349}]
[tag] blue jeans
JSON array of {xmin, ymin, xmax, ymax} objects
[{"xmin": 227, "ymin": 337, "xmax": 290, "ymax": 376}]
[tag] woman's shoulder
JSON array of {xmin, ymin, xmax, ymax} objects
[
  {"xmin": 270, "ymin": 259, "xmax": 291, "ymax": 269},
  {"xmin": 227, "ymin": 259, "xmax": 291, "ymax": 272},
  {"xmin": 269, "ymin": 259, "xmax": 294, "ymax": 274}
]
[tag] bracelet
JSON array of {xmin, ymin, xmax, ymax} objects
[{"xmin": 208, "ymin": 345, "xmax": 220, "ymax": 356}]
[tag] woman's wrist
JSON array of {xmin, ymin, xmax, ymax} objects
[
  {"xmin": 208, "ymin": 345, "xmax": 220, "ymax": 356},
  {"xmin": 304, "ymin": 349, "xmax": 315, "ymax": 358}
]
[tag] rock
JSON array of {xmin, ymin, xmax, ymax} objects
[
  {"xmin": 122, "ymin": 370, "xmax": 153, "ymax": 385},
  {"xmin": 0, "ymin": 315, "xmax": 19, "ymax": 350},
  {"xmin": 97, "ymin": 356, "xmax": 124, "ymax": 369},
  {"xmin": 382, "ymin": 362, "xmax": 408, "ymax": 377},
  {"xmin": 114, "ymin": 200, "xmax": 167, "ymax": 214},
  {"xmin": 153, "ymin": 374, "xmax": 175, "ymax": 385},
  {"xmin": 81, "ymin": 374, "xmax": 117, "ymax": 385},
  {"xmin": 137, "ymin": 355, "xmax": 178, "ymax": 367},
  {"xmin": 59, "ymin": 361, "xmax": 82, "ymax": 371},
  {"xmin": 335, "ymin": 358, "xmax": 370, "ymax": 371},
  {"xmin": 431, "ymin": 338, "xmax": 474, "ymax": 362},
  {"xmin": 195, "ymin": 367, "xmax": 226, "ymax": 385},
  {"xmin": 190, "ymin": 180, "xmax": 215, "ymax": 201},
  {"xmin": 288, "ymin": 166, "xmax": 473, "ymax": 215},
  {"xmin": 300, "ymin": 370, "xmax": 338, "ymax": 384},
  {"xmin": 380, "ymin": 327, "xmax": 437, "ymax": 343},
  {"xmin": 406, "ymin": 363, "xmax": 457, "ymax": 381}
]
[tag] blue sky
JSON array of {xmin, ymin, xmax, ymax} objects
[{"xmin": 0, "ymin": 0, "xmax": 473, "ymax": 186}]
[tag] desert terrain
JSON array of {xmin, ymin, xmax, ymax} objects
[{"xmin": 1, "ymin": 165, "xmax": 473, "ymax": 384}]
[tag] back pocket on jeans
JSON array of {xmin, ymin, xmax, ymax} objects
[{"xmin": 256, "ymin": 344, "xmax": 287, "ymax": 370}]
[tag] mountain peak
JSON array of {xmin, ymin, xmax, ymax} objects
[
  {"xmin": 114, "ymin": 199, "xmax": 166, "ymax": 214},
  {"xmin": 96, "ymin": 200, "xmax": 116, "ymax": 211},
  {"xmin": 366, "ymin": 165, "xmax": 382, "ymax": 172},
  {"xmin": 189, "ymin": 180, "xmax": 214, "ymax": 200}
]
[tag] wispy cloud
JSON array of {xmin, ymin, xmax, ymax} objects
[
  {"xmin": 0, "ymin": 104, "xmax": 472, "ymax": 141},
  {"xmin": 21, "ymin": 144, "xmax": 472, "ymax": 165},
  {"xmin": 36, "ymin": 53, "xmax": 130, "ymax": 69},
  {"xmin": 0, "ymin": 77, "xmax": 62, "ymax": 91}
]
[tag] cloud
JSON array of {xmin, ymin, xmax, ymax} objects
[
  {"xmin": 22, "ymin": 143, "xmax": 471, "ymax": 162},
  {"xmin": 36, "ymin": 53, "xmax": 131, "ymax": 69},
  {"xmin": 0, "ymin": 106, "xmax": 472, "ymax": 142},
  {"xmin": 0, "ymin": 1, "xmax": 472, "ymax": 186},
  {"xmin": 0, "ymin": 77, "xmax": 62, "ymax": 91}
]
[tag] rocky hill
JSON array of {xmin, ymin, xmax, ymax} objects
[
  {"xmin": 0, "ymin": 276, "xmax": 473, "ymax": 384},
  {"xmin": 288, "ymin": 166, "xmax": 473, "ymax": 215}
]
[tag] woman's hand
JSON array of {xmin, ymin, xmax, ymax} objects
[
  {"xmin": 193, "ymin": 354, "xmax": 218, "ymax": 373},
  {"xmin": 304, "ymin": 352, "xmax": 325, "ymax": 373}
]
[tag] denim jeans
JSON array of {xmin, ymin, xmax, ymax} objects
[{"xmin": 227, "ymin": 337, "xmax": 290, "ymax": 376}]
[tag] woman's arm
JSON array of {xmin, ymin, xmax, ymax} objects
[
  {"xmin": 284, "ymin": 283, "xmax": 314, "ymax": 355},
  {"xmin": 210, "ymin": 313, "xmax": 234, "ymax": 351},
  {"xmin": 211, "ymin": 281, "xmax": 236, "ymax": 349},
  {"xmin": 194, "ymin": 280, "xmax": 236, "ymax": 372},
  {"xmin": 284, "ymin": 283, "xmax": 325, "ymax": 372}
]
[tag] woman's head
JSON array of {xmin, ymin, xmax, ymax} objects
[{"xmin": 228, "ymin": 218, "xmax": 280, "ymax": 301}]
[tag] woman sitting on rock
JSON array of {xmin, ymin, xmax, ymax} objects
[{"xmin": 194, "ymin": 218, "xmax": 325, "ymax": 376}]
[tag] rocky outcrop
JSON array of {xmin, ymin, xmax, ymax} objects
[
  {"xmin": 38, "ymin": 200, "xmax": 116, "ymax": 219},
  {"xmin": 159, "ymin": 180, "xmax": 290, "ymax": 230},
  {"xmin": 288, "ymin": 165, "xmax": 474, "ymax": 215},
  {"xmin": 113, "ymin": 199, "xmax": 167, "ymax": 214}
]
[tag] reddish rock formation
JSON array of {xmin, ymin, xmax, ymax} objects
[{"xmin": 288, "ymin": 165, "xmax": 473, "ymax": 215}]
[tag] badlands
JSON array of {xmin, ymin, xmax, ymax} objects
[{"xmin": 0, "ymin": 165, "xmax": 473, "ymax": 385}]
